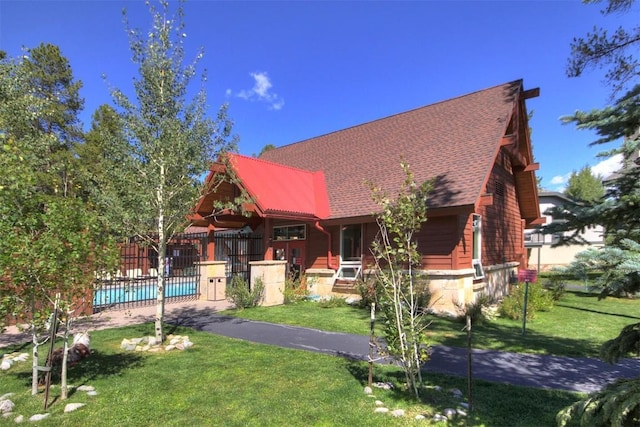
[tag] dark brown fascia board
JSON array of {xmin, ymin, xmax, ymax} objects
[{"xmin": 521, "ymin": 88, "xmax": 540, "ymax": 100}]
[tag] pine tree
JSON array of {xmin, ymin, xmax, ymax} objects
[
  {"xmin": 565, "ymin": 165, "xmax": 605, "ymax": 203},
  {"xmin": 555, "ymin": 1, "xmax": 640, "ymax": 424},
  {"xmin": 0, "ymin": 47, "xmax": 117, "ymax": 397}
]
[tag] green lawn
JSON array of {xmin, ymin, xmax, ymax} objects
[
  {"xmin": 0, "ymin": 324, "xmax": 581, "ymax": 426},
  {"xmin": 223, "ymin": 291, "xmax": 640, "ymax": 358}
]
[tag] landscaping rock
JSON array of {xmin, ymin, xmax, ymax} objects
[
  {"xmin": 363, "ymin": 386, "xmax": 372, "ymax": 395},
  {"xmin": 450, "ymin": 388, "xmax": 463, "ymax": 398},
  {"xmin": 0, "ymin": 398, "xmax": 15, "ymax": 414},
  {"xmin": 64, "ymin": 403, "xmax": 85, "ymax": 413},
  {"xmin": 391, "ymin": 409, "xmax": 405, "ymax": 417},
  {"xmin": 372, "ymin": 382, "xmax": 393, "ymax": 390},
  {"xmin": 121, "ymin": 335, "xmax": 193, "ymax": 352},
  {"xmin": 29, "ymin": 413, "xmax": 50, "ymax": 421},
  {"xmin": 374, "ymin": 407, "xmax": 389, "ymax": 413},
  {"xmin": 444, "ymin": 408, "xmax": 457, "ymax": 418},
  {"xmin": 76, "ymin": 385, "xmax": 95, "ymax": 392},
  {"xmin": 14, "ymin": 414, "xmax": 23, "ymax": 423},
  {"xmin": 415, "ymin": 414, "xmax": 426, "ymax": 420},
  {"xmin": 433, "ymin": 413, "xmax": 448, "ymax": 422},
  {"xmin": 1, "ymin": 353, "xmax": 28, "ymax": 371},
  {"xmin": 374, "ymin": 400, "xmax": 384, "ymax": 406}
]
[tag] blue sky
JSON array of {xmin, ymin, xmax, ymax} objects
[{"xmin": 1, "ymin": 1, "xmax": 636, "ymax": 190}]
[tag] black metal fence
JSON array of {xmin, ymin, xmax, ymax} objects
[
  {"xmin": 214, "ymin": 233, "xmax": 263, "ymax": 281},
  {"xmin": 93, "ymin": 232, "xmax": 208, "ymax": 313}
]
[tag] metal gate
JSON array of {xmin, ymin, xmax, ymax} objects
[
  {"xmin": 93, "ymin": 232, "xmax": 208, "ymax": 312},
  {"xmin": 213, "ymin": 233, "xmax": 263, "ymax": 281}
]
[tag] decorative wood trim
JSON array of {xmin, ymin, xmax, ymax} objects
[
  {"xmin": 530, "ymin": 217, "xmax": 546, "ymax": 226},
  {"xmin": 521, "ymin": 88, "xmax": 540, "ymax": 100},
  {"xmin": 479, "ymin": 193, "xmax": 494, "ymax": 206},
  {"xmin": 500, "ymin": 134, "xmax": 517, "ymax": 146}
]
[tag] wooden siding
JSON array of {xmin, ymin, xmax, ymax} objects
[
  {"xmin": 416, "ymin": 216, "xmax": 460, "ymax": 270},
  {"xmin": 480, "ymin": 157, "xmax": 525, "ymax": 266}
]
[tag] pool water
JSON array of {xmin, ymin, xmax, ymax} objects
[{"xmin": 93, "ymin": 279, "xmax": 198, "ymax": 307}]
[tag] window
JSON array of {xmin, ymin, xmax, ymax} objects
[
  {"xmin": 472, "ymin": 214, "xmax": 484, "ymax": 279},
  {"xmin": 337, "ymin": 224, "xmax": 362, "ymax": 280},
  {"xmin": 273, "ymin": 225, "xmax": 306, "ymax": 241}
]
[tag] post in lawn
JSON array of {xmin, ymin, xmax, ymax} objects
[
  {"xmin": 368, "ymin": 302, "xmax": 375, "ymax": 387},
  {"xmin": 518, "ymin": 269, "xmax": 537, "ymax": 336}
]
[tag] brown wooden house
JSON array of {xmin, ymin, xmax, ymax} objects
[{"xmin": 193, "ymin": 80, "xmax": 543, "ymax": 311}]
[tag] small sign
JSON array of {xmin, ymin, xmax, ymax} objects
[{"xmin": 518, "ymin": 269, "xmax": 537, "ymax": 283}]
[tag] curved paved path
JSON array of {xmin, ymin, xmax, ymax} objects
[
  {"xmin": 2, "ymin": 299, "xmax": 639, "ymax": 393},
  {"xmin": 174, "ymin": 312, "xmax": 640, "ymax": 394}
]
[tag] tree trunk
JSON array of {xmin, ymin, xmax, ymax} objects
[
  {"xmin": 31, "ymin": 330, "xmax": 39, "ymax": 395},
  {"xmin": 155, "ymin": 169, "xmax": 166, "ymax": 343},
  {"xmin": 60, "ymin": 316, "xmax": 71, "ymax": 399}
]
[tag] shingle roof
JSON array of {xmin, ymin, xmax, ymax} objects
[
  {"xmin": 229, "ymin": 153, "xmax": 330, "ymax": 220},
  {"xmin": 260, "ymin": 80, "xmax": 524, "ymax": 219}
]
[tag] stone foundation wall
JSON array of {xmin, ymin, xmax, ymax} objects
[
  {"xmin": 250, "ymin": 261, "xmax": 286, "ymax": 306},
  {"xmin": 304, "ymin": 269, "xmax": 337, "ymax": 295}
]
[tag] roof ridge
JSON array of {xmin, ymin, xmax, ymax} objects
[
  {"xmin": 230, "ymin": 152, "xmax": 318, "ymax": 174},
  {"xmin": 271, "ymin": 79, "xmax": 523, "ymax": 151}
]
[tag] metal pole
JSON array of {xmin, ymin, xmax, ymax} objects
[
  {"xmin": 522, "ymin": 280, "xmax": 529, "ymax": 336},
  {"xmin": 467, "ymin": 314, "xmax": 473, "ymax": 413},
  {"xmin": 368, "ymin": 302, "xmax": 375, "ymax": 387}
]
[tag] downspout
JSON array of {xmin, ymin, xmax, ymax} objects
[{"xmin": 315, "ymin": 221, "xmax": 338, "ymax": 270}]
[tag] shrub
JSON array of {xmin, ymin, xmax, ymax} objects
[
  {"xmin": 499, "ymin": 281, "xmax": 555, "ymax": 320},
  {"xmin": 225, "ymin": 275, "xmax": 264, "ymax": 309},
  {"xmin": 355, "ymin": 276, "xmax": 379, "ymax": 308},
  {"xmin": 543, "ymin": 272, "xmax": 567, "ymax": 301},
  {"xmin": 317, "ymin": 296, "xmax": 349, "ymax": 308},
  {"xmin": 357, "ymin": 272, "xmax": 431, "ymax": 311},
  {"xmin": 283, "ymin": 273, "xmax": 308, "ymax": 304},
  {"xmin": 455, "ymin": 293, "xmax": 494, "ymax": 325}
]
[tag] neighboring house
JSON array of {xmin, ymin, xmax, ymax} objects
[
  {"xmin": 192, "ymin": 80, "xmax": 543, "ymax": 311},
  {"xmin": 525, "ymin": 191, "xmax": 605, "ymax": 271}
]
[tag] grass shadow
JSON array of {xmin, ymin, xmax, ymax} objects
[
  {"xmin": 10, "ymin": 349, "xmax": 146, "ymax": 391},
  {"xmin": 428, "ymin": 316, "xmax": 603, "ymax": 357},
  {"xmin": 556, "ymin": 303, "xmax": 640, "ymax": 320}
]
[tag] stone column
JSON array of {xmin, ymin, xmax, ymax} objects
[
  {"xmin": 250, "ymin": 260, "xmax": 286, "ymax": 306},
  {"xmin": 197, "ymin": 261, "xmax": 227, "ymax": 301}
]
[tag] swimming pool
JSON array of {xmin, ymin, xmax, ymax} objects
[{"xmin": 93, "ymin": 278, "xmax": 198, "ymax": 308}]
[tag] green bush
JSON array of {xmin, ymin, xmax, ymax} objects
[
  {"xmin": 499, "ymin": 282, "xmax": 555, "ymax": 320},
  {"xmin": 225, "ymin": 275, "xmax": 264, "ymax": 309},
  {"xmin": 283, "ymin": 273, "xmax": 308, "ymax": 304},
  {"xmin": 317, "ymin": 296, "xmax": 349, "ymax": 308},
  {"xmin": 543, "ymin": 273, "xmax": 567, "ymax": 301},
  {"xmin": 356, "ymin": 272, "xmax": 431, "ymax": 310},
  {"xmin": 455, "ymin": 293, "xmax": 494, "ymax": 325},
  {"xmin": 355, "ymin": 276, "xmax": 379, "ymax": 308}
]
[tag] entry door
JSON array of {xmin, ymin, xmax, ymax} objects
[{"xmin": 273, "ymin": 240, "xmax": 305, "ymax": 279}]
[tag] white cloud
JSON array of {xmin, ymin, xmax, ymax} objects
[
  {"xmin": 546, "ymin": 154, "xmax": 623, "ymax": 192},
  {"xmin": 591, "ymin": 154, "xmax": 623, "ymax": 178},
  {"xmin": 550, "ymin": 174, "xmax": 569, "ymax": 185},
  {"xmin": 547, "ymin": 174, "xmax": 570, "ymax": 192},
  {"xmin": 231, "ymin": 72, "xmax": 284, "ymax": 110}
]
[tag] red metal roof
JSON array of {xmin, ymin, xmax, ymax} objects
[{"xmin": 228, "ymin": 153, "xmax": 330, "ymax": 220}]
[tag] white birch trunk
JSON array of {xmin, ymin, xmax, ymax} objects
[
  {"xmin": 60, "ymin": 315, "xmax": 71, "ymax": 399},
  {"xmin": 155, "ymin": 163, "xmax": 166, "ymax": 343},
  {"xmin": 31, "ymin": 329, "xmax": 39, "ymax": 395}
]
